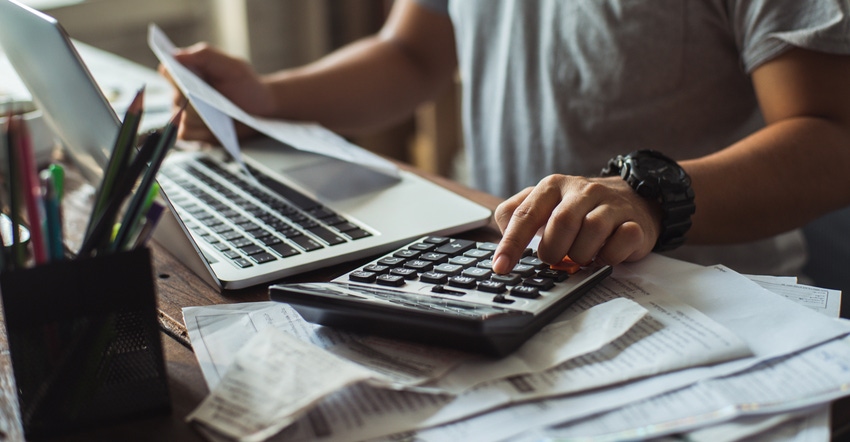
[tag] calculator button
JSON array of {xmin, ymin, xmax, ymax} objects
[
  {"xmin": 491, "ymin": 273, "xmax": 522, "ymax": 286},
  {"xmin": 390, "ymin": 267, "xmax": 418, "ymax": 280},
  {"xmin": 477, "ymin": 259, "xmax": 494, "ymax": 270},
  {"xmin": 419, "ymin": 271, "xmax": 449, "ymax": 284},
  {"xmin": 478, "ymin": 280, "xmax": 507, "ymax": 294},
  {"xmin": 433, "ymin": 263, "xmax": 463, "ymax": 276},
  {"xmin": 378, "ymin": 256, "xmax": 406, "ymax": 267},
  {"xmin": 349, "ymin": 271, "xmax": 377, "ymax": 283},
  {"xmin": 523, "ymin": 277, "xmax": 555, "ymax": 291},
  {"xmin": 424, "ymin": 236, "xmax": 451, "ymax": 245},
  {"xmin": 511, "ymin": 264, "xmax": 537, "ymax": 277},
  {"xmin": 462, "ymin": 267, "xmax": 492, "ymax": 280},
  {"xmin": 550, "ymin": 256, "xmax": 582, "ymax": 274},
  {"xmin": 409, "ymin": 242, "xmax": 436, "ymax": 252},
  {"xmin": 537, "ymin": 268, "xmax": 569, "ymax": 282},
  {"xmin": 448, "ymin": 256, "xmax": 478, "ymax": 267},
  {"xmin": 376, "ymin": 274, "xmax": 406, "ymax": 287},
  {"xmin": 492, "ymin": 294, "xmax": 514, "ymax": 304},
  {"xmin": 519, "ymin": 256, "xmax": 547, "ymax": 270},
  {"xmin": 393, "ymin": 249, "xmax": 421, "ymax": 259},
  {"xmin": 419, "ymin": 252, "xmax": 449, "ymax": 264},
  {"xmin": 363, "ymin": 264, "xmax": 390, "ymax": 274},
  {"xmin": 448, "ymin": 276, "xmax": 478, "ymax": 289},
  {"xmin": 403, "ymin": 260, "xmax": 434, "ymax": 272},
  {"xmin": 477, "ymin": 242, "xmax": 499, "ymax": 251},
  {"xmin": 435, "ymin": 239, "xmax": 477, "ymax": 255},
  {"xmin": 464, "ymin": 249, "xmax": 493, "ymax": 259},
  {"xmin": 511, "ymin": 286, "xmax": 540, "ymax": 299}
]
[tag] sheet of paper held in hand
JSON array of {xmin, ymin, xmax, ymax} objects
[
  {"xmin": 147, "ymin": 24, "xmax": 400, "ymax": 179},
  {"xmin": 183, "ymin": 258, "xmax": 767, "ymax": 441},
  {"xmin": 366, "ymin": 263, "xmax": 850, "ymax": 442}
]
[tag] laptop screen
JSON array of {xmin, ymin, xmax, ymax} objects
[{"xmin": 0, "ymin": 0, "xmax": 120, "ymax": 183}]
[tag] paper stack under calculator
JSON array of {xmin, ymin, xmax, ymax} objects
[{"xmin": 182, "ymin": 254, "xmax": 848, "ymax": 442}]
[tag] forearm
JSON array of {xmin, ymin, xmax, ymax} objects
[
  {"xmin": 261, "ymin": 0, "xmax": 456, "ymax": 136},
  {"xmin": 263, "ymin": 36, "xmax": 451, "ymax": 135},
  {"xmin": 683, "ymin": 116, "xmax": 850, "ymax": 244}
]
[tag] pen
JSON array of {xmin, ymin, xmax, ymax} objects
[
  {"xmin": 111, "ymin": 107, "xmax": 182, "ymax": 252},
  {"xmin": 40, "ymin": 170, "xmax": 63, "ymax": 261},
  {"xmin": 132, "ymin": 201, "xmax": 164, "ymax": 249},
  {"xmin": 84, "ymin": 86, "xmax": 144, "ymax": 240}
]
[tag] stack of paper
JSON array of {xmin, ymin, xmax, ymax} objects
[{"xmin": 182, "ymin": 254, "xmax": 848, "ymax": 441}]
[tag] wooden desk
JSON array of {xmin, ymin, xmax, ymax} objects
[{"xmin": 0, "ymin": 166, "xmax": 847, "ymax": 441}]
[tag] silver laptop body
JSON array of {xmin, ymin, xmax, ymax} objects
[{"xmin": 0, "ymin": 0, "xmax": 491, "ymax": 290}]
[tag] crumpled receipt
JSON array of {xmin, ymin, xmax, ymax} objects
[{"xmin": 187, "ymin": 327, "xmax": 375, "ymax": 442}]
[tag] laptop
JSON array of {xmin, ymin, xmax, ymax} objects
[{"xmin": 0, "ymin": 0, "xmax": 492, "ymax": 290}]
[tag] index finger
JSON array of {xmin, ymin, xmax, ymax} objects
[{"xmin": 492, "ymin": 184, "xmax": 563, "ymax": 274}]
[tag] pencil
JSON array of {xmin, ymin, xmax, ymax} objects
[
  {"xmin": 112, "ymin": 107, "xmax": 182, "ymax": 252},
  {"xmin": 13, "ymin": 115, "xmax": 48, "ymax": 265},
  {"xmin": 77, "ymin": 130, "xmax": 161, "ymax": 257},
  {"xmin": 84, "ymin": 86, "xmax": 145, "ymax": 241}
]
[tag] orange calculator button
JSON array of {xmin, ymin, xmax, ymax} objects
[{"xmin": 550, "ymin": 256, "xmax": 581, "ymax": 274}]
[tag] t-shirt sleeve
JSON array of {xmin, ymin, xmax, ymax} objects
[
  {"xmin": 412, "ymin": 0, "xmax": 449, "ymax": 14},
  {"xmin": 727, "ymin": 0, "xmax": 850, "ymax": 73}
]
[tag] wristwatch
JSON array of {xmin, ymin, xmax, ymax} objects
[{"xmin": 601, "ymin": 150, "xmax": 696, "ymax": 252}]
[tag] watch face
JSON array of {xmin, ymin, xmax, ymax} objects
[{"xmin": 637, "ymin": 157, "xmax": 682, "ymax": 182}]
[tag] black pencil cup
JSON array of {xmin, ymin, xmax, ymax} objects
[{"xmin": 0, "ymin": 248, "xmax": 171, "ymax": 439}]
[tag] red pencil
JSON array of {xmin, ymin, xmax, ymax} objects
[{"xmin": 12, "ymin": 116, "xmax": 48, "ymax": 265}]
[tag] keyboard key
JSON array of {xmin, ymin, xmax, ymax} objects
[
  {"xmin": 333, "ymin": 222, "xmax": 359, "ymax": 232},
  {"xmin": 251, "ymin": 252, "xmax": 278, "ymax": 264},
  {"xmin": 230, "ymin": 237, "xmax": 253, "ymax": 248},
  {"xmin": 289, "ymin": 234, "xmax": 324, "ymax": 251},
  {"xmin": 271, "ymin": 243, "xmax": 300, "ymax": 258},
  {"xmin": 232, "ymin": 258, "xmax": 253, "ymax": 268},
  {"xmin": 345, "ymin": 229, "xmax": 372, "ymax": 240},
  {"xmin": 240, "ymin": 244, "xmax": 265, "ymax": 256},
  {"xmin": 308, "ymin": 227, "xmax": 346, "ymax": 245}
]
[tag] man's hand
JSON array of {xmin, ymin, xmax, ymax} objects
[
  {"xmin": 158, "ymin": 43, "xmax": 277, "ymax": 143},
  {"xmin": 491, "ymin": 175, "xmax": 663, "ymax": 274}
]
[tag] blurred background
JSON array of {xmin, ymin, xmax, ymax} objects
[{"xmin": 25, "ymin": 0, "xmax": 464, "ymax": 181}]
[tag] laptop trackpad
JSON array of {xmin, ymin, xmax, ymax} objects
[{"xmin": 285, "ymin": 158, "xmax": 399, "ymax": 202}]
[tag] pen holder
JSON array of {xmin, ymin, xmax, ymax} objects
[{"xmin": 0, "ymin": 248, "xmax": 171, "ymax": 439}]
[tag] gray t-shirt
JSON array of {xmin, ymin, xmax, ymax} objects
[{"xmin": 414, "ymin": 0, "xmax": 850, "ymax": 275}]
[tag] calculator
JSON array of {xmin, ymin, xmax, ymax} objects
[{"xmin": 269, "ymin": 236, "xmax": 612, "ymax": 356}]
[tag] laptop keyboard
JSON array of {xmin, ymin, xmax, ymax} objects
[{"xmin": 158, "ymin": 156, "xmax": 372, "ymax": 269}]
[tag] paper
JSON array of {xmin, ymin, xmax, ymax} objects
[
  {"xmin": 187, "ymin": 327, "xmax": 375, "ymax": 442},
  {"xmin": 184, "ymin": 297, "xmax": 648, "ymax": 392},
  {"xmin": 514, "ymin": 334, "xmax": 850, "ymax": 441},
  {"xmin": 751, "ymin": 279, "xmax": 841, "ymax": 318},
  {"xmin": 147, "ymin": 24, "xmax": 400, "ymax": 179},
  {"xmin": 279, "ymin": 257, "xmax": 850, "ymax": 442}
]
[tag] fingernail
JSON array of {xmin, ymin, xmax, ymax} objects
[{"xmin": 493, "ymin": 254, "xmax": 509, "ymax": 274}]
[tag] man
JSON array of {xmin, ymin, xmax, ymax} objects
[{"xmin": 167, "ymin": 0, "xmax": 850, "ymax": 277}]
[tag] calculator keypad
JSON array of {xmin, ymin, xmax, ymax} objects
[{"xmin": 332, "ymin": 236, "xmax": 604, "ymax": 314}]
